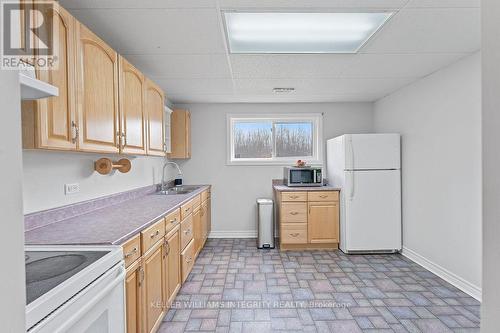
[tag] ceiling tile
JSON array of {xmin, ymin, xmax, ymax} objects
[
  {"xmin": 229, "ymin": 54, "xmax": 355, "ymax": 79},
  {"xmin": 340, "ymin": 53, "xmax": 469, "ymax": 78},
  {"xmin": 60, "ymin": 0, "xmax": 216, "ymax": 9},
  {"xmin": 405, "ymin": 0, "xmax": 480, "ymax": 8},
  {"xmin": 155, "ymin": 78, "xmax": 234, "ymax": 96},
  {"xmin": 69, "ymin": 8, "xmax": 225, "ymax": 54},
  {"xmin": 362, "ymin": 8, "xmax": 480, "ymax": 54},
  {"xmin": 219, "ymin": 0, "xmax": 407, "ymax": 10},
  {"xmin": 124, "ymin": 54, "xmax": 231, "ymax": 79},
  {"xmin": 232, "ymin": 78, "xmax": 414, "ymax": 96}
]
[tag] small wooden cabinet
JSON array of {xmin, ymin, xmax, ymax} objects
[
  {"xmin": 164, "ymin": 226, "xmax": 181, "ymax": 305},
  {"xmin": 125, "ymin": 259, "xmax": 143, "ymax": 333},
  {"xmin": 75, "ymin": 22, "xmax": 120, "ymax": 153},
  {"xmin": 308, "ymin": 202, "xmax": 339, "ymax": 244},
  {"xmin": 119, "ymin": 56, "xmax": 147, "ymax": 155},
  {"xmin": 145, "ymin": 79, "xmax": 165, "ymax": 156},
  {"xmin": 167, "ymin": 109, "xmax": 191, "ymax": 159},
  {"xmin": 142, "ymin": 240, "xmax": 165, "ymax": 333},
  {"xmin": 276, "ymin": 190, "xmax": 340, "ymax": 250},
  {"xmin": 193, "ymin": 205, "xmax": 203, "ymax": 256},
  {"xmin": 22, "ymin": 3, "xmax": 77, "ymax": 150}
]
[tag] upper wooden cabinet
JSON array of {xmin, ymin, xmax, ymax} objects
[
  {"xmin": 119, "ymin": 56, "xmax": 147, "ymax": 155},
  {"xmin": 145, "ymin": 79, "xmax": 166, "ymax": 156},
  {"xmin": 168, "ymin": 109, "xmax": 191, "ymax": 159},
  {"xmin": 75, "ymin": 22, "xmax": 120, "ymax": 153},
  {"xmin": 22, "ymin": 3, "xmax": 77, "ymax": 150},
  {"xmin": 21, "ymin": 3, "xmax": 167, "ymax": 157}
]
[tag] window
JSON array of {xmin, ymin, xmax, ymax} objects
[{"xmin": 227, "ymin": 114, "xmax": 323, "ymax": 165}]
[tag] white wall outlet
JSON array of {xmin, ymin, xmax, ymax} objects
[{"xmin": 65, "ymin": 183, "xmax": 80, "ymax": 195}]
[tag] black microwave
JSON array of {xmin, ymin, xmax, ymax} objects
[{"xmin": 283, "ymin": 167, "xmax": 323, "ymax": 187}]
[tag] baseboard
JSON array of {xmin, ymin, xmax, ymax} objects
[
  {"xmin": 208, "ymin": 230, "xmax": 257, "ymax": 238},
  {"xmin": 402, "ymin": 247, "xmax": 482, "ymax": 301}
]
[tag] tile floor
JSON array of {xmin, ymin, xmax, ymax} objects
[{"xmin": 158, "ymin": 239, "xmax": 480, "ymax": 333}]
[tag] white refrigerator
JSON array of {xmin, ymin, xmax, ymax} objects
[{"xmin": 326, "ymin": 134, "xmax": 402, "ymax": 253}]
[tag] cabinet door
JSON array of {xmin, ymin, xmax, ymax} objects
[
  {"xmin": 125, "ymin": 259, "xmax": 143, "ymax": 333},
  {"xmin": 207, "ymin": 198, "xmax": 212, "ymax": 236},
  {"xmin": 167, "ymin": 109, "xmax": 191, "ymax": 159},
  {"xmin": 165, "ymin": 228, "xmax": 181, "ymax": 305},
  {"xmin": 75, "ymin": 23, "xmax": 120, "ymax": 153},
  {"xmin": 145, "ymin": 78, "xmax": 165, "ymax": 156},
  {"xmin": 307, "ymin": 202, "xmax": 339, "ymax": 244},
  {"xmin": 23, "ymin": 3, "xmax": 77, "ymax": 150},
  {"xmin": 201, "ymin": 201, "xmax": 208, "ymax": 243},
  {"xmin": 119, "ymin": 56, "xmax": 147, "ymax": 155},
  {"xmin": 193, "ymin": 206, "xmax": 202, "ymax": 256},
  {"xmin": 143, "ymin": 241, "xmax": 165, "ymax": 333}
]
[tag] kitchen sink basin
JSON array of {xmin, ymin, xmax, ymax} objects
[{"xmin": 157, "ymin": 185, "xmax": 201, "ymax": 195}]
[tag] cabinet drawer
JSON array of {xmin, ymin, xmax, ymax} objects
[
  {"xmin": 181, "ymin": 239, "xmax": 195, "ymax": 283},
  {"xmin": 201, "ymin": 189, "xmax": 210, "ymax": 202},
  {"xmin": 181, "ymin": 200, "xmax": 193, "ymax": 220},
  {"xmin": 281, "ymin": 223, "xmax": 308, "ymax": 244},
  {"xmin": 191, "ymin": 194, "xmax": 201, "ymax": 209},
  {"xmin": 122, "ymin": 234, "xmax": 141, "ymax": 268},
  {"xmin": 308, "ymin": 191, "xmax": 339, "ymax": 202},
  {"xmin": 281, "ymin": 192, "xmax": 307, "ymax": 202},
  {"xmin": 180, "ymin": 214, "xmax": 194, "ymax": 250},
  {"xmin": 141, "ymin": 219, "xmax": 166, "ymax": 253},
  {"xmin": 281, "ymin": 203, "xmax": 307, "ymax": 222},
  {"xmin": 165, "ymin": 208, "xmax": 181, "ymax": 234}
]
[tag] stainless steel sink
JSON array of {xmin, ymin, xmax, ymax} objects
[{"xmin": 157, "ymin": 185, "xmax": 201, "ymax": 195}]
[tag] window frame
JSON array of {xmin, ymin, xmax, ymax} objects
[{"xmin": 226, "ymin": 113, "xmax": 323, "ymax": 166}]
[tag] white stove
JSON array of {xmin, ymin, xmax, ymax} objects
[{"xmin": 25, "ymin": 245, "xmax": 125, "ymax": 333}]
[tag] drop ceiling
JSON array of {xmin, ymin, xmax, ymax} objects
[{"xmin": 60, "ymin": 0, "xmax": 480, "ymax": 104}]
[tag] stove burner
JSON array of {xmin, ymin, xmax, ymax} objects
[{"xmin": 26, "ymin": 254, "xmax": 86, "ymax": 283}]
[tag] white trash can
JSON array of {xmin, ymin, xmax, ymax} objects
[{"xmin": 257, "ymin": 198, "xmax": 275, "ymax": 249}]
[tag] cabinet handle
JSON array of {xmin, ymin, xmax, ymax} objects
[
  {"xmin": 185, "ymin": 207, "xmax": 191, "ymax": 212},
  {"xmin": 289, "ymin": 195, "xmax": 299, "ymax": 199},
  {"xmin": 71, "ymin": 121, "xmax": 79, "ymax": 144},
  {"xmin": 124, "ymin": 247, "xmax": 137, "ymax": 258},
  {"xmin": 319, "ymin": 194, "xmax": 328, "ymax": 198},
  {"xmin": 116, "ymin": 131, "xmax": 121, "ymax": 149},
  {"xmin": 139, "ymin": 266, "xmax": 144, "ymax": 286},
  {"xmin": 290, "ymin": 233, "xmax": 300, "ymax": 237},
  {"xmin": 290, "ymin": 211, "xmax": 299, "ymax": 215},
  {"xmin": 169, "ymin": 218, "xmax": 177, "ymax": 224},
  {"xmin": 150, "ymin": 230, "xmax": 160, "ymax": 238},
  {"xmin": 121, "ymin": 132, "xmax": 127, "ymax": 147},
  {"xmin": 184, "ymin": 229, "xmax": 190, "ymax": 235}
]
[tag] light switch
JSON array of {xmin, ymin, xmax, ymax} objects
[{"xmin": 65, "ymin": 183, "xmax": 80, "ymax": 195}]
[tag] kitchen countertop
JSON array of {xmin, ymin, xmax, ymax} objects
[
  {"xmin": 272, "ymin": 179, "xmax": 341, "ymax": 192},
  {"xmin": 24, "ymin": 185, "xmax": 210, "ymax": 246}
]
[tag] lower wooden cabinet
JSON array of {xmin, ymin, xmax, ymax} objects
[
  {"xmin": 143, "ymin": 240, "xmax": 165, "ymax": 333},
  {"xmin": 276, "ymin": 190, "xmax": 340, "ymax": 250},
  {"xmin": 125, "ymin": 259, "xmax": 143, "ymax": 333},
  {"xmin": 193, "ymin": 205, "xmax": 203, "ymax": 256},
  {"xmin": 164, "ymin": 226, "xmax": 181, "ymax": 306},
  {"xmin": 308, "ymin": 201, "xmax": 339, "ymax": 244},
  {"xmin": 181, "ymin": 239, "xmax": 195, "ymax": 283},
  {"xmin": 123, "ymin": 189, "xmax": 211, "ymax": 333}
]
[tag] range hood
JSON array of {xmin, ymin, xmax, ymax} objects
[{"xmin": 19, "ymin": 67, "xmax": 58, "ymax": 100}]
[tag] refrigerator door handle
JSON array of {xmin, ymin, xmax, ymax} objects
[{"xmin": 348, "ymin": 137, "xmax": 355, "ymax": 200}]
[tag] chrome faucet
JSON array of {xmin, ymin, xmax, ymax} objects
[{"xmin": 161, "ymin": 161, "xmax": 183, "ymax": 192}]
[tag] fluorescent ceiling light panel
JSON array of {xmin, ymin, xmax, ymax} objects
[{"xmin": 224, "ymin": 12, "xmax": 393, "ymax": 54}]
